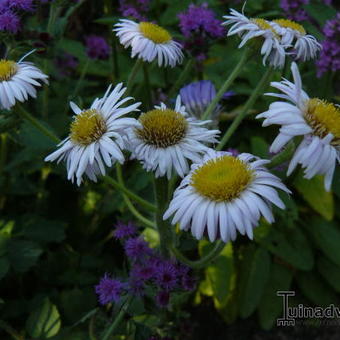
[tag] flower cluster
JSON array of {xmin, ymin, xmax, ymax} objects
[
  {"xmin": 178, "ymin": 3, "xmax": 224, "ymax": 61},
  {"xmin": 223, "ymin": 9, "xmax": 322, "ymax": 67},
  {"xmin": 119, "ymin": 0, "xmax": 150, "ymax": 22},
  {"xmin": 316, "ymin": 13, "xmax": 340, "ymax": 77},
  {"xmin": 280, "ymin": 0, "xmax": 309, "ymax": 22},
  {"xmin": 95, "ymin": 222, "xmax": 195, "ymax": 307},
  {"xmin": 85, "ymin": 35, "xmax": 110, "ymax": 60}
]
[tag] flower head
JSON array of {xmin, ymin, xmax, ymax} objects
[
  {"xmin": 85, "ymin": 35, "xmax": 110, "ymax": 60},
  {"xmin": 164, "ymin": 149, "xmax": 290, "ymax": 242},
  {"xmin": 114, "ymin": 19, "xmax": 183, "ymax": 67},
  {"xmin": 271, "ymin": 19, "xmax": 321, "ymax": 61},
  {"xmin": 128, "ymin": 95, "xmax": 220, "ymax": 179},
  {"xmin": 124, "ymin": 237, "xmax": 152, "ymax": 260},
  {"xmin": 7, "ymin": 0, "xmax": 35, "ymax": 12},
  {"xmin": 119, "ymin": 0, "xmax": 150, "ymax": 21},
  {"xmin": 45, "ymin": 83, "xmax": 140, "ymax": 185},
  {"xmin": 0, "ymin": 53, "xmax": 48, "ymax": 110},
  {"xmin": 114, "ymin": 221, "xmax": 137, "ymax": 239},
  {"xmin": 0, "ymin": 10, "xmax": 21, "ymax": 33},
  {"xmin": 95, "ymin": 274, "xmax": 125, "ymax": 305},
  {"xmin": 154, "ymin": 260, "xmax": 178, "ymax": 291},
  {"xmin": 223, "ymin": 9, "xmax": 287, "ymax": 69},
  {"xmin": 257, "ymin": 62, "xmax": 340, "ymax": 191}
]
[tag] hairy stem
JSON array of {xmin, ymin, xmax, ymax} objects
[
  {"xmin": 217, "ymin": 67, "xmax": 274, "ymax": 150},
  {"xmin": 201, "ymin": 48, "xmax": 250, "ymax": 120}
]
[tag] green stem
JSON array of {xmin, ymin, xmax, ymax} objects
[
  {"xmin": 103, "ymin": 176, "xmax": 156, "ymax": 211},
  {"xmin": 217, "ymin": 67, "xmax": 274, "ymax": 151},
  {"xmin": 101, "ymin": 296, "xmax": 132, "ymax": 340},
  {"xmin": 266, "ymin": 141, "xmax": 295, "ymax": 169},
  {"xmin": 143, "ymin": 63, "xmax": 152, "ymax": 109},
  {"xmin": 116, "ymin": 164, "xmax": 155, "ymax": 229},
  {"xmin": 73, "ymin": 59, "xmax": 90, "ymax": 98},
  {"xmin": 126, "ymin": 59, "xmax": 143, "ymax": 95},
  {"xmin": 15, "ymin": 105, "xmax": 60, "ymax": 144},
  {"xmin": 168, "ymin": 59, "xmax": 194, "ymax": 98},
  {"xmin": 170, "ymin": 241, "xmax": 225, "ymax": 269},
  {"xmin": 153, "ymin": 177, "xmax": 172, "ymax": 258},
  {"xmin": 0, "ymin": 133, "xmax": 8, "ymax": 175},
  {"xmin": 201, "ymin": 48, "xmax": 250, "ymax": 121}
]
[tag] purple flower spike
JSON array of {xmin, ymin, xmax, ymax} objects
[
  {"xmin": 114, "ymin": 221, "xmax": 137, "ymax": 240},
  {"xmin": 0, "ymin": 10, "xmax": 21, "ymax": 33},
  {"xmin": 156, "ymin": 290, "xmax": 170, "ymax": 307},
  {"xmin": 95, "ymin": 274, "xmax": 125, "ymax": 305},
  {"xmin": 154, "ymin": 261, "xmax": 178, "ymax": 291},
  {"xmin": 124, "ymin": 237, "xmax": 152, "ymax": 261},
  {"xmin": 85, "ymin": 35, "xmax": 110, "ymax": 60}
]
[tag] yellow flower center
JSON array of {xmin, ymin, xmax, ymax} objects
[
  {"xmin": 191, "ymin": 156, "xmax": 254, "ymax": 202},
  {"xmin": 70, "ymin": 109, "xmax": 107, "ymax": 146},
  {"xmin": 0, "ymin": 60, "xmax": 18, "ymax": 81},
  {"xmin": 136, "ymin": 109, "xmax": 187, "ymax": 148},
  {"xmin": 305, "ymin": 98, "xmax": 340, "ymax": 146},
  {"xmin": 251, "ymin": 18, "xmax": 279, "ymax": 38},
  {"xmin": 273, "ymin": 19, "xmax": 306, "ymax": 35},
  {"xmin": 139, "ymin": 22, "xmax": 172, "ymax": 44}
]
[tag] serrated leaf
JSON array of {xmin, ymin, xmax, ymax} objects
[
  {"xmin": 296, "ymin": 271, "xmax": 338, "ymax": 307},
  {"xmin": 255, "ymin": 223, "xmax": 314, "ymax": 271},
  {"xmin": 309, "ymin": 218, "xmax": 340, "ymax": 267},
  {"xmin": 317, "ymin": 257, "xmax": 340, "ymax": 293},
  {"xmin": 239, "ymin": 246, "xmax": 271, "ymax": 318},
  {"xmin": 26, "ymin": 297, "xmax": 61, "ymax": 339},
  {"xmin": 293, "ymin": 172, "xmax": 334, "ymax": 220},
  {"xmin": 258, "ymin": 263, "xmax": 293, "ymax": 330},
  {"xmin": 8, "ymin": 240, "xmax": 43, "ymax": 273},
  {"xmin": 0, "ymin": 257, "xmax": 9, "ymax": 280}
]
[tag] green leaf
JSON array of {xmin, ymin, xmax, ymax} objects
[
  {"xmin": 26, "ymin": 297, "xmax": 61, "ymax": 339},
  {"xmin": 309, "ymin": 218, "xmax": 340, "ymax": 267},
  {"xmin": 258, "ymin": 263, "xmax": 293, "ymax": 330},
  {"xmin": 0, "ymin": 257, "xmax": 9, "ymax": 280},
  {"xmin": 200, "ymin": 241, "xmax": 234, "ymax": 308},
  {"xmin": 238, "ymin": 246, "xmax": 271, "ymax": 318},
  {"xmin": 293, "ymin": 171, "xmax": 334, "ymax": 220},
  {"xmin": 250, "ymin": 136, "xmax": 269, "ymax": 159},
  {"xmin": 94, "ymin": 16, "xmax": 119, "ymax": 25},
  {"xmin": 8, "ymin": 240, "xmax": 43, "ymax": 273},
  {"xmin": 296, "ymin": 271, "xmax": 338, "ymax": 307},
  {"xmin": 317, "ymin": 257, "xmax": 340, "ymax": 293},
  {"xmin": 255, "ymin": 223, "xmax": 314, "ymax": 271}
]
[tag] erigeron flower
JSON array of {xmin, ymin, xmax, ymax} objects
[
  {"xmin": 222, "ymin": 9, "xmax": 286, "ymax": 69},
  {"xmin": 128, "ymin": 95, "xmax": 220, "ymax": 179},
  {"xmin": 271, "ymin": 19, "xmax": 322, "ymax": 61},
  {"xmin": 0, "ymin": 52, "xmax": 48, "ymax": 110},
  {"xmin": 113, "ymin": 19, "xmax": 183, "ymax": 67},
  {"xmin": 45, "ymin": 83, "xmax": 140, "ymax": 186},
  {"xmin": 256, "ymin": 62, "xmax": 339, "ymax": 191},
  {"xmin": 164, "ymin": 150, "xmax": 290, "ymax": 243}
]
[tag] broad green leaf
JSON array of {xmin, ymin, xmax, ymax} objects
[
  {"xmin": 238, "ymin": 246, "xmax": 271, "ymax": 318},
  {"xmin": 309, "ymin": 219, "xmax": 340, "ymax": 267},
  {"xmin": 8, "ymin": 240, "xmax": 43, "ymax": 273},
  {"xmin": 296, "ymin": 271, "xmax": 338, "ymax": 307},
  {"xmin": 255, "ymin": 223, "xmax": 314, "ymax": 271},
  {"xmin": 258, "ymin": 263, "xmax": 293, "ymax": 330},
  {"xmin": 26, "ymin": 297, "xmax": 61, "ymax": 339},
  {"xmin": 199, "ymin": 241, "xmax": 234, "ymax": 308},
  {"xmin": 293, "ymin": 172, "xmax": 334, "ymax": 220},
  {"xmin": 317, "ymin": 257, "xmax": 340, "ymax": 293},
  {"xmin": 0, "ymin": 257, "xmax": 9, "ymax": 280}
]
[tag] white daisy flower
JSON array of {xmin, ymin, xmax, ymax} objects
[
  {"xmin": 0, "ymin": 52, "xmax": 48, "ymax": 110},
  {"xmin": 128, "ymin": 95, "xmax": 220, "ymax": 179},
  {"xmin": 113, "ymin": 19, "xmax": 184, "ymax": 67},
  {"xmin": 271, "ymin": 19, "xmax": 322, "ymax": 61},
  {"xmin": 222, "ymin": 9, "xmax": 286, "ymax": 69},
  {"xmin": 45, "ymin": 83, "xmax": 141, "ymax": 186},
  {"xmin": 164, "ymin": 149, "xmax": 290, "ymax": 243},
  {"xmin": 257, "ymin": 62, "xmax": 339, "ymax": 191}
]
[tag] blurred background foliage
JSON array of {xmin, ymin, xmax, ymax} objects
[{"xmin": 0, "ymin": 0, "xmax": 340, "ymax": 339}]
